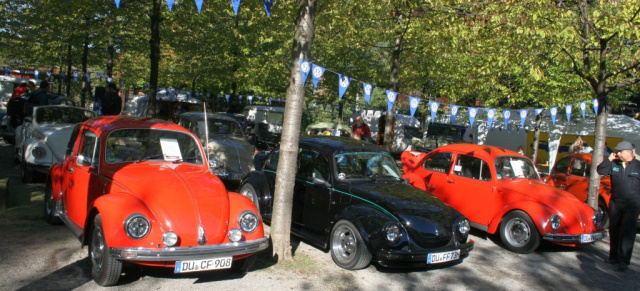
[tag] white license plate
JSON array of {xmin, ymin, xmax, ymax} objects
[
  {"xmin": 174, "ymin": 257, "xmax": 233, "ymax": 273},
  {"xmin": 427, "ymin": 250, "xmax": 460, "ymax": 264},
  {"xmin": 580, "ymin": 233, "xmax": 603, "ymax": 243}
]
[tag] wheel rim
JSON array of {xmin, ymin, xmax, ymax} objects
[
  {"xmin": 332, "ymin": 225, "xmax": 357, "ymax": 263},
  {"xmin": 504, "ymin": 217, "xmax": 531, "ymax": 247},
  {"xmin": 91, "ymin": 227, "xmax": 106, "ymax": 273},
  {"xmin": 241, "ymin": 186, "xmax": 256, "ymax": 202}
]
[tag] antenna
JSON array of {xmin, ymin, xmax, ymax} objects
[{"xmin": 203, "ymin": 102, "xmax": 210, "ymax": 170}]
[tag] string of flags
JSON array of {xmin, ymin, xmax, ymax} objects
[
  {"xmin": 112, "ymin": 0, "xmax": 273, "ymax": 16},
  {"xmin": 298, "ymin": 59, "xmax": 603, "ymax": 132}
]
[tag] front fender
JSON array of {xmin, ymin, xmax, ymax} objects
[
  {"xmin": 89, "ymin": 193, "xmax": 155, "ymax": 248},
  {"xmin": 400, "ymin": 151, "xmax": 427, "ymax": 174},
  {"xmin": 49, "ymin": 162, "xmax": 64, "ymax": 201},
  {"xmin": 487, "ymin": 201, "xmax": 555, "ymax": 235},
  {"xmin": 228, "ymin": 192, "xmax": 265, "ymax": 240},
  {"xmin": 240, "ymin": 171, "xmax": 272, "ymax": 218},
  {"xmin": 332, "ymin": 204, "xmax": 396, "ymax": 252},
  {"xmin": 23, "ymin": 138, "xmax": 54, "ymax": 165}
]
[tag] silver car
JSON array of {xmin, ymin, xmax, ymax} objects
[{"xmin": 177, "ymin": 112, "xmax": 255, "ymax": 181}]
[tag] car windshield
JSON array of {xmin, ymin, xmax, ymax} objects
[
  {"xmin": 495, "ymin": 156, "xmax": 539, "ymax": 180},
  {"xmin": 105, "ymin": 129, "xmax": 203, "ymax": 165},
  {"xmin": 197, "ymin": 119, "xmax": 244, "ymax": 137},
  {"xmin": 335, "ymin": 151, "xmax": 401, "ymax": 181},
  {"xmin": 35, "ymin": 107, "xmax": 96, "ymax": 124}
]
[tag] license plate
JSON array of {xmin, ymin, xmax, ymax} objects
[
  {"xmin": 174, "ymin": 257, "xmax": 233, "ymax": 273},
  {"xmin": 427, "ymin": 250, "xmax": 460, "ymax": 264},
  {"xmin": 580, "ymin": 233, "xmax": 604, "ymax": 243}
]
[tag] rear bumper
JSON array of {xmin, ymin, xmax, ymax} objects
[
  {"xmin": 375, "ymin": 240, "xmax": 474, "ymax": 268},
  {"xmin": 543, "ymin": 230, "xmax": 607, "ymax": 244}
]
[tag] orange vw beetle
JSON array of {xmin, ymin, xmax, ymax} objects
[
  {"xmin": 401, "ymin": 144, "xmax": 606, "ymax": 254},
  {"xmin": 45, "ymin": 116, "xmax": 268, "ymax": 286}
]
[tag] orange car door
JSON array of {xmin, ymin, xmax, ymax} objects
[
  {"xmin": 63, "ymin": 130, "xmax": 100, "ymax": 228},
  {"xmin": 420, "ymin": 152, "xmax": 454, "ymax": 201},
  {"xmin": 564, "ymin": 158, "xmax": 589, "ymax": 202},
  {"xmin": 444, "ymin": 154, "xmax": 494, "ymax": 226}
]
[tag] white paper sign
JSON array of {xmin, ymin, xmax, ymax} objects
[{"xmin": 160, "ymin": 138, "xmax": 183, "ymax": 161}]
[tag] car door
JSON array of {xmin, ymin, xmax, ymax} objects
[
  {"xmin": 421, "ymin": 151, "xmax": 454, "ymax": 196},
  {"xmin": 302, "ymin": 150, "xmax": 332, "ymax": 236},
  {"xmin": 563, "ymin": 158, "xmax": 589, "ymax": 202},
  {"xmin": 444, "ymin": 154, "xmax": 494, "ymax": 226},
  {"xmin": 63, "ymin": 129, "xmax": 100, "ymax": 228}
]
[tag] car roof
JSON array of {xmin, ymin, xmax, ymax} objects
[
  {"xmin": 298, "ymin": 136, "xmax": 387, "ymax": 156},
  {"xmin": 431, "ymin": 143, "xmax": 521, "ymax": 160},
  {"xmin": 179, "ymin": 112, "xmax": 241, "ymax": 124},
  {"xmin": 82, "ymin": 116, "xmax": 189, "ymax": 136}
]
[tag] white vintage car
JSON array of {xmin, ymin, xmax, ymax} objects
[{"xmin": 16, "ymin": 105, "xmax": 96, "ymax": 182}]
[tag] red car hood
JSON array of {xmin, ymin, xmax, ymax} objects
[
  {"xmin": 109, "ymin": 162, "xmax": 230, "ymax": 246},
  {"xmin": 499, "ymin": 179, "xmax": 598, "ymax": 232}
]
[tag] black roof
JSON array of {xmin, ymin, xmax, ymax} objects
[{"xmin": 298, "ymin": 136, "xmax": 387, "ymax": 156}]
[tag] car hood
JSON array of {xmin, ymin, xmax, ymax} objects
[
  {"xmin": 37, "ymin": 124, "xmax": 76, "ymax": 162},
  {"xmin": 108, "ymin": 163, "xmax": 230, "ymax": 246},
  {"xmin": 346, "ymin": 181, "xmax": 456, "ymax": 248},
  {"xmin": 206, "ymin": 135, "xmax": 254, "ymax": 175},
  {"xmin": 498, "ymin": 179, "xmax": 598, "ymax": 232}
]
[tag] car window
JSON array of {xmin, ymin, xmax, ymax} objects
[
  {"xmin": 423, "ymin": 152, "xmax": 453, "ymax": 173},
  {"xmin": 570, "ymin": 159, "xmax": 588, "ymax": 177},
  {"xmin": 335, "ymin": 151, "xmax": 400, "ymax": 181},
  {"xmin": 79, "ymin": 131, "xmax": 99, "ymax": 167},
  {"xmin": 454, "ymin": 154, "xmax": 491, "ymax": 181},
  {"xmin": 66, "ymin": 125, "xmax": 81, "ymax": 157},
  {"xmin": 494, "ymin": 156, "xmax": 539, "ymax": 180},
  {"xmin": 105, "ymin": 129, "xmax": 203, "ymax": 165},
  {"xmin": 554, "ymin": 157, "xmax": 571, "ymax": 174},
  {"xmin": 266, "ymin": 149, "xmax": 280, "ymax": 170},
  {"xmin": 297, "ymin": 149, "xmax": 330, "ymax": 181},
  {"xmin": 35, "ymin": 107, "xmax": 95, "ymax": 124}
]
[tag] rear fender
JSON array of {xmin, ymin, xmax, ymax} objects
[
  {"xmin": 48, "ymin": 162, "xmax": 64, "ymax": 201},
  {"xmin": 400, "ymin": 151, "xmax": 427, "ymax": 173},
  {"xmin": 240, "ymin": 171, "xmax": 272, "ymax": 217}
]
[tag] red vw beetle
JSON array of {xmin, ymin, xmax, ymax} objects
[
  {"xmin": 401, "ymin": 144, "xmax": 606, "ymax": 253},
  {"xmin": 45, "ymin": 116, "xmax": 268, "ymax": 286}
]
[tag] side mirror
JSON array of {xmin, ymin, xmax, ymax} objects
[
  {"xmin": 312, "ymin": 177, "xmax": 331, "ymax": 187},
  {"xmin": 76, "ymin": 155, "xmax": 92, "ymax": 166}
]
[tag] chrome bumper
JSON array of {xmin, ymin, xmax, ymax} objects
[
  {"xmin": 109, "ymin": 237, "xmax": 269, "ymax": 261},
  {"xmin": 543, "ymin": 230, "xmax": 607, "ymax": 244}
]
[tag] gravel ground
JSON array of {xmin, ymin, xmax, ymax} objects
[{"xmin": 1, "ymin": 139, "xmax": 639, "ymax": 291}]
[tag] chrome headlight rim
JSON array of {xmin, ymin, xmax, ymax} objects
[
  {"xmin": 384, "ymin": 223, "xmax": 403, "ymax": 244},
  {"xmin": 457, "ymin": 218, "xmax": 470, "ymax": 235},
  {"xmin": 124, "ymin": 213, "xmax": 151, "ymax": 239},
  {"xmin": 163, "ymin": 231, "xmax": 178, "ymax": 247},
  {"xmin": 550, "ymin": 214, "xmax": 561, "ymax": 230},
  {"xmin": 32, "ymin": 145, "xmax": 47, "ymax": 159},
  {"xmin": 238, "ymin": 210, "xmax": 259, "ymax": 233},
  {"xmin": 592, "ymin": 211, "xmax": 602, "ymax": 228},
  {"xmin": 208, "ymin": 154, "xmax": 224, "ymax": 169}
]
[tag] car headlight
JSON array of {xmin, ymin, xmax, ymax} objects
[
  {"xmin": 592, "ymin": 211, "xmax": 602, "ymax": 228},
  {"xmin": 238, "ymin": 211, "xmax": 259, "ymax": 233},
  {"xmin": 228, "ymin": 228, "xmax": 242, "ymax": 242},
  {"xmin": 32, "ymin": 146, "xmax": 47, "ymax": 159},
  {"xmin": 163, "ymin": 231, "xmax": 178, "ymax": 247},
  {"xmin": 124, "ymin": 214, "xmax": 150, "ymax": 239},
  {"xmin": 457, "ymin": 218, "xmax": 470, "ymax": 235},
  {"xmin": 550, "ymin": 214, "xmax": 561, "ymax": 230},
  {"xmin": 384, "ymin": 224, "xmax": 402, "ymax": 243},
  {"xmin": 209, "ymin": 154, "xmax": 224, "ymax": 169}
]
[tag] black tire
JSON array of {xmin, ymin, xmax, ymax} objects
[
  {"xmin": 231, "ymin": 253, "xmax": 257, "ymax": 273},
  {"xmin": 330, "ymin": 220, "xmax": 372, "ymax": 270},
  {"xmin": 21, "ymin": 150, "xmax": 33, "ymax": 183},
  {"xmin": 499, "ymin": 210, "xmax": 541, "ymax": 254},
  {"xmin": 90, "ymin": 214, "xmax": 122, "ymax": 286},
  {"xmin": 240, "ymin": 183, "xmax": 260, "ymax": 211},
  {"xmin": 598, "ymin": 199, "xmax": 609, "ymax": 229},
  {"xmin": 44, "ymin": 180, "xmax": 62, "ymax": 225}
]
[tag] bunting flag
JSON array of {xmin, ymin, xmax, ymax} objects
[
  {"xmin": 312, "ymin": 102, "xmax": 317, "ymax": 110},
  {"xmin": 248, "ymin": 95, "xmax": 253, "ymax": 105},
  {"xmin": 299, "ymin": 59, "xmax": 310, "ymax": 86},
  {"xmin": 107, "ymin": 76, "xmax": 113, "ymax": 83},
  {"xmin": 34, "ymin": 69, "xmax": 39, "ymax": 80},
  {"xmin": 225, "ymin": 94, "xmax": 231, "ymax": 103},
  {"xmin": 503, "ymin": 110, "xmax": 511, "ymax": 132},
  {"xmin": 206, "ymin": 92, "xmax": 212, "ymax": 100},
  {"xmin": 429, "ymin": 101, "xmax": 440, "ymax": 123},
  {"xmin": 535, "ymin": 108, "xmax": 544, "ymax": 117},
  {"xmin": 468, "ymin": 107, "xmax": 478, "ymax": 128},
  {"xmin": 580, "ymin": 101, "xmax": 587, "ymax": 120},
  {"xmin": 409, "ymin": 96, "xmax": 420, "ymax": 118},
  {"xmin": 268, "ymin": 97, "xmax": 272, "ymax": 105},
  {"xmin": 239, "ymin": 95, "xmax": 244, "ymax": 103},
  {"xmin": 119, "ymin": 79, "xmax": 124, "ymax": 89},
  {"xmin": 231, "ymin": 0, "xmax": 240, "ymax": 15},
  {"xmin": 132, "ymin": 81, "xmax": 136, "ymax": 89},
  {"xmin": 73, "ymin": 71, "xmax": 79, "ymax": 82},
  {"xmin": 143, "ymin": 83, "xmax": 148, "ymax": 90},
  {"xmin": 487, "ymin": 108, "xmax": 496, "ymax": 129},
  {"xmin": 263, "ymin": 0, "xmax": 273, "ymax": 17},
  {"xmin": 3, "ymin": 67, "xmax": 8, "ymax": 77},
  {"xmin": 593, "ymin": 98, "xmax": 599, "ymax": 115},
  {"xmin": 311, "ymin": 64, "xmax": 325, "ymax": 89},
  {"xmin": 550, "ymin": 106, "xmax": 558, "ymax": 125},
  {"xmin": 258, "ymin": 96, "xmax": 263, "ymax": 102},
  {"xmin": 363, "ymin": 83, "xmax": 373, "ymax": 107},
  {"xmin": 385, "ymin": 90, "xmax": 397, "ymax": 115},
  {"xmin": 195, "ymin": 0, "xmax": 203, "ymax": 13},
  {"xmin": 565, "ymin": 104, "xmax": 572, "ymax": 122},
  {"xmin": 195, "ymin": 92, "xmax": 201, "ymax": 98},
  {"xmin": 115, "ymin": 0, "xmax": 120, "ymax": 8},
  {"xmin": 519, "ymin": 109, "xmax": 528, "ymax": 128},
  {"xmin": 167, "ymin": 0, "xmax": 174, "ymax": 12},
  {"xmin": 86, "ymin": 72, "xmax": 91, "ymax": 82},
  {"xmin": 338, "ymin": 74, "xmax": 350, "ymax": 100},
  {"xmin": 450, "ymin": 105, "xmax": 460, "ymax": 124}
]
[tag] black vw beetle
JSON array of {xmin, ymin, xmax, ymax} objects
[{"xmin": 240, "ymin": 136, "xmax": 474, "ymax": 269}]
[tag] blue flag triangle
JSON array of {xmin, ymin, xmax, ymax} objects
[
  {"xmin": 114, "ymin": 0, "xmax": 120, "ymax": 8},
  {"xmin": 263, "ymin": 0, "xmax": 273, "ymax": 17},
  {"xmin": 166, "ymin": 0, "xmax": 174, "ymax": 12},
  {"xmin": 195, "ymin": 0, "xmax": 203, "ymax": 13},
  {"xmin": 231, "ymin": 0, "xmax": 240, "ymax": 15}
]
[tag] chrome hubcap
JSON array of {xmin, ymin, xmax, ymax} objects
[
  {"xmin": 333, "ymin": 226, "xmax": 356, "ymax": 261},
  {"xmin": 91, "ymin": 228, "xmax": 105, "ymax": 272},
  {"xmin": 505, "ymin": 218, "xmax": 530, "ymax": 247}
]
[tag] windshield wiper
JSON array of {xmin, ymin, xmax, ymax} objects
[{"xmin": 136, "ymin": 154, "xmax": 165, "ymax": 162}]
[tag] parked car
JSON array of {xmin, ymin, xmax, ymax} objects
[
  {"xmin": 15, "ymin": 105, "xmax": 96, "ymax": 182},
  {"xmin": 349, "ymin": 110, "xmax": 422, "ymax": 154},
  {"xmin": 305, "ymin": 122, "xmax": 352, "ymax": 137},
  {"xmin": 401, "ymin": 144, "xmax": 606, "ymax": 254},
  {"xmin": 45, "ymin": 116, "xmax": 268, "ymax": 286},
  {"xmin": 240, "ymin": 136, "xmax": 474, "ymax": 270},
  {"xmin": 242, "ymin": 105, "xmax": 285, "ymax": 150},
  {"xmin": 177, "ymin": 112, "xmax": 255, "ymax": 182}
]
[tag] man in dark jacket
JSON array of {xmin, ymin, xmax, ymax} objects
[
  {"xmin": 28, "ymin": 80, "xmax": 50, "ymax": 106},
  {"xmin": 101, "ymin": 82, "xmax": 122, "ymax": 116},
  {"xmin": 597, "ymin": 140, "xmax": 640, "ymax": 272}
]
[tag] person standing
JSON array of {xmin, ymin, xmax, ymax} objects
[
  {"xmin": 11, "ymin": 82, "xmax": 28, "ymax": 99},
  {"xmin": 597, "ymin": 141, "xmax": 640, "ymax": 272},
  {"xmin": 352, "ymin": 116, "xmax": 371, "ymax": 142},
  {"xmin": 101, "ymin": 82, "xmax": 122, "ymax": 116},
  {"xmin": 27, "ymin": 80, "xmax": 51, "ymax": 106}
]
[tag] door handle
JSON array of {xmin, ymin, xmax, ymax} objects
[
  {"xmin": 446, "ymin": 179, "xmax": 455, "ymax": 184},
  {"xmin": 67, "ymin": 167, "xmax": 74, "ymax": 173}
]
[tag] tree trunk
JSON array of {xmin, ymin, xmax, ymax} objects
[
  {"xmin": 384, "ymin": 7, "xmax": 403, "ymax": 152},
  {"xmin": 107, "ymin": 36, "xmax": 114, "ymax": 80},
  {"xmin": 270, "ymin": 0, "xmax": 317, "ymax": 262},
  {"xmin": 148, "ymin": 0, "xmax": 162, "ymax": 118},
  {"xmin": 587, "ymin": 95, "xmax": 608, "ymax": 210},
  {"xmin": 66, "ymin": 42, "xmax": 72, "ymax": 98},
  {"xmin": 81, "ymin": 35, "xmax": 90, "ymax": 108},
  {"xmin": 531, "ymin": 111, "xmax": 543, "ymax": 165}
]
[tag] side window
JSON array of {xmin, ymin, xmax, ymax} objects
[
  {"xmin": 298, "ymin": 149, "xmax": 329, "ymax": 181},
  {"xmin": 297, "ymin": 149, "xmax": 314, "ymax": 178},
  {"xmin": 570, "ymin": 159, "xmax": 587, "ymax": 176},
  {"xmin": 423, "ymin": 152, "xmax": 453, "ymax": 173},
  {"xmin": 453, "ymin": 155, "xmax": 491, "ymax": 181},
  {"xmin": 66, "ymin": 125, "xmax": 81, "ymax": 157},
  {"xmin": 79, "ymin": 131, "xmax": 99, "ymax": 167},
  {"xmin": 554, "ymin": 158, "xmax": 571, "ymax": 174},
  {"xmin": 265, "ymin": 149, "xmax": 280, "ymax": 170}
]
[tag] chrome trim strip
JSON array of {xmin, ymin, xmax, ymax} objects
[
  {"xmin": 470, "ymin": 222, "xmax": 488, "ymax": 232},
  {"xmin": 109, "ymin": 237, "xmax": 269, "ymax": 261}
]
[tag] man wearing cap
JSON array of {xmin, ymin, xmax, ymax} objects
[{"xmin": 597, "ymin": 140, "xmax": 640, "ymax": 272}]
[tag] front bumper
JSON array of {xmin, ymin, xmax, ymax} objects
[
  {"xmin": 543, "ymin": 230, "xmax": 607, "ymax": 244},
  {"xmin": 109, "ymin": 237, "xmax": 269, "ymax": 261},
  {"xmin": 375, "ymin": 240, "xmax": 474, "ymax": 268}
]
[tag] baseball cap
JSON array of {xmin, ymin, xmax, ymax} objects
[{"xmin": 614, "ymin": 141, "xmax": 634, "ymax": 151}]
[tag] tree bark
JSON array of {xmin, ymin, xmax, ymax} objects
[
  {"xmin": 384, "ymin": 5, "xmax": 405, "ymax": 151},
  {"xmin": 148, "ymin": 0, "xmax": 162, "ymax": 118},
  {"xmin": 66, "ymin": 41, "xmax": 72, "ymax": 98},
  {"xmin": 270, "ymin": 0, "xmax": 317, "ymax": 262},
  {"xmin": 81, "ymin": 35, "xmax": 90, "ymax": 108}
]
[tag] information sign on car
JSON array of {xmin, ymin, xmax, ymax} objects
[
  {"xmin": 427, "ymin": 250, "xmax": 461, "ymax": 264},
  {"xmin": 174, "ymin": 257, "xmax": 233, "ymax": 273}
]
